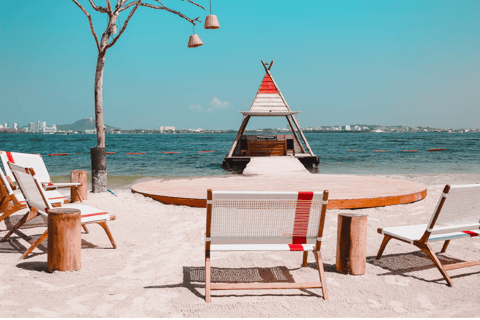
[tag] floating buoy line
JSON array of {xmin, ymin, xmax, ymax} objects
[{"xmin": 46, "ymin": 148, "xmax": 446, "ymax": 157}]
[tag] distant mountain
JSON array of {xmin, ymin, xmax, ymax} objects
[{"xmin": 56, "ymin": 118, "xmax": 121, "ymax": 132}]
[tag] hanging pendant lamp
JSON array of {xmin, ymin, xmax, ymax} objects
[
  {"xmin": 204, "ymin": 0, "xmax": 220, "ymax": 29},
  {"xmin": 188, "ymin": 25, "xmax": 203, "ymax": 48}
]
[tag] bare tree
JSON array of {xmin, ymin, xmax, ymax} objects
[{"xmin": 72, "ymin": 0, "xmax": 204, "ymax": 192}]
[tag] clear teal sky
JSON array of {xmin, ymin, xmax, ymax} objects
[{"xmin": 1, "ymin": 0, "xmax": 479, "ymax": 130}]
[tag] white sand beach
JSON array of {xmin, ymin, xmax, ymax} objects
[{"xmin": 1, "ymin": 173, "xmax": 480, "ymax": 317}]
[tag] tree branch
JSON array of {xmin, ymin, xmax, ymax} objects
[
  {"xmin": 106, "ymin": 0, "xmax": 114, "ymax": 16},
  {"xmin": 88, "ymin": 0, "xmax": 108, "ymax": 13},
  {"xmin": 106, "ymin": 0, "xmax": 142, "ymax": 49},
  {"xmin": 140, "ymin": 2, "xmax": 202, "ymax": 24},
  {"xmin": 72, "ymin": 0, "xmax": 101, "ymax": 51},
  {"xmin": 183, "ymin": 0, "xmax": 206, "ymax": 10},
  {"xmin": 115, "ymin": 0, "xmax": 129, "ymax": 11},
  {"xmin": 119, "ymin": 1, "xmax": 138, "ymax": 12}
]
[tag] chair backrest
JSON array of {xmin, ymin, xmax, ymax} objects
[
  {"xmin": 8, "ymin": 163, "xmax": 52, "ymax": 216},
  {"xmin": 0, "ymin": 151, "xmax": 52, "ymax": 184},
  {"xmin": 426, "ymin": 184, "xmax": 480, "ymax": 237},
  {"xmin": 207, "ymin": 191, "xmax": 328, "ymax": 245}
]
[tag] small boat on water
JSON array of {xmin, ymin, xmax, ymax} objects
[{"xmin": 222, "ymin": 60, "xmax": 319, "ymax": 172}]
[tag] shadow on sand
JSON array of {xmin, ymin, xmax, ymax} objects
[{"xmin": 145, "ymin": 265, "xmax": 329, "ymax": 300}]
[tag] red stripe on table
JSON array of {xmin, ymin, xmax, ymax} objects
[
  {"xmin": 48, "ymin": 197, "xmax": 66, "ymax": 200},
  {"xmin": 288, "ymin": 244, "xmax": 304, "ymax": 251},
  {"xmin": 6, "ymin": 152, "xmax": 14, "ymax": 163},
  {"xmin": 292, "ymin": 192, "xmax": 313, "ymax": 244},
  {"xmin": 462, "ymin": 230, "xmax": 479, "ymax": 237},
  {"xmin": 82, "ymin": 212, "xmax": 108, "ymax": 218}
]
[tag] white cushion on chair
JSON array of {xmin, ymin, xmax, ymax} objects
[
  {"xmin": 62, "ymin": 203, "xmax": 111, "ymax": 223},
  {"xmin": 210, "ymin": 243, "xmax": 316, "ymax": 251},
  {"xmin": 382, "ymin": 224, "xmax": 479, "ymax": 243}
]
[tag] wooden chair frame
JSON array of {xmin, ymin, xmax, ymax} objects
[
  {"xmin": 6, "ymin": 163, "xmax": 116, "ymax": 259},
  {"xmin": 0, "ymin": 150, "xmax": 83, "ymax": 201},
  {"xmin": 1, "ymin": 165, "xmax": 81, "ymax": 240},
  {"xmin": 205, "ymin": 189, "xmax": 329, "ymax": 302},
  {"xmin": 376, "ymin": 184, "xmax": 480, "ymax": 286}
]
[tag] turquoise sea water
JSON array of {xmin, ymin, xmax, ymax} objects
[{"xmin": 0, "ymin": 132, "xmax": 479, "ymax": 179}]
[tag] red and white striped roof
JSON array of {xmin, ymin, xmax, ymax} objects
[{"xmin": 241, "ymin": 72, "xmax": 300, "ymax": 116}]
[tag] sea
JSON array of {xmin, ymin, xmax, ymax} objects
[{"xmin": 1, "ymin": 132, "xmax": 479, "ymax": 185}]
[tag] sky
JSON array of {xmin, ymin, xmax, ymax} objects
[{"xmin": 1, "ymin": 0, "xmax": 479, "ymax": 130}]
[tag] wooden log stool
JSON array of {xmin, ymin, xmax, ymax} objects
[
  {"xmin": 336, "ymin": 212, "xmax": 367, "ymax": 275},
  {"xmin": 47, "ymin": 208, "xmax": 81, "ymax": 272},
  {"xmin": 70, "ymin": 169, "xmax": 88, "ymax": 202}
]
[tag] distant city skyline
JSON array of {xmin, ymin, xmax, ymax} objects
[
  {"xmin": 1, "ymin": 1, "xmax": 479, "ymax": 130},
  {"xmin": 2, "ymin": 117, "xmax": 479, "ymax": 134}
]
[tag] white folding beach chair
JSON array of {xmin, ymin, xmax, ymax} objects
[
  {"xmin": 0, "ymin": 150, "xmax": 82, "ymax": 200},
  {"xmin": 0, "ymin": 165, "xmax": 67, "ymax": 224},
  {"xmin": 376, "ymin": 184, "xmax": 480, "ymax": 286},
  {"xmin": 205, "ymin": 189, "xmax": 329, "ymax": 302},
  {"xmin": 6, "ymin": 162, "xmax": 116, "ymax": 259}
]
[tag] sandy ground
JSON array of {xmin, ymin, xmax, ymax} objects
[{"xmin": 1, "ymin": 173, "xmax": 480, "ymax": 317}]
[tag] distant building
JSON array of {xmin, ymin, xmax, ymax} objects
[
  {"xmin": 344, "ymin": 125, "xmax": 351, "ymax": 131},
  {"xmin": 160, "ymin": 126, "xmax": 175, "ymax": 133},
  {"xmin": 13, "ymin": 123, "xmax": 18, "ymax": 130},
  {"xmin": 3, "ymin": 123, "xmax": 7, "ymax": 129},
  {"xmin": 0, "ymin": 125, "xmax": 3, "ymax": 129},
  {"xmin": 85, "ymin": 129, "xmax": 96, "ymax": 134},
  {"xmin": 29, "ymin": 122, "xmax": 35, "ymax": 132},
  {"xmin": 41, "ymin": 125, "xmax": 57, "ymax": 133}
]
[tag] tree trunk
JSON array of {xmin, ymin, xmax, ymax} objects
[{"xmin": 92, "ymin": 50, "xmax": 107, "ymax": 192}]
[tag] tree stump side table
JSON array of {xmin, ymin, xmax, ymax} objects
[
  {"xmin": 70, "ymin": 169, "xmax": 88, "ymax": 202},
  {"xmin": 335, "ymin": 212, "xmax": 368, "ymax": 275},
  {"xmin": 47, "ymin": 208, "xmax": 81, "ymax": 272}
]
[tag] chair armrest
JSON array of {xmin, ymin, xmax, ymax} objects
[{"xmin": 43, "ymin": 182, "xmax": 82, "ymax": 189}]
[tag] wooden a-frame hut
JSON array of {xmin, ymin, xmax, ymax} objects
[{"xmin": 222, "ymin": 60, "xmax": 319, "ymax": 171}]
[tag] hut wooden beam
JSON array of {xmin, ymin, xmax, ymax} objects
[{"xmin": 227, "ymin": 115, "xmax": 251, "ymax": 157}]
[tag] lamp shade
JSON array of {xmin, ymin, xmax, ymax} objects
[
  {"xmin": 204, "ymin": 14, "xmax": 220, "ymax": 29},
  {"xmin": 188, "ymin": 34, "xmax": 203, "ymax": 48}
]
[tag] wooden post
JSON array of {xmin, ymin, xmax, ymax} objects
[
  {"xmin": 47, "ymin": 208, "xmax": 81, "ymax": 272},
  {"xmin": 70, "ymin": 169, "xmax": 88, "ymax": 202},
  {"xmin": 336, "ymin": 212, "xmax": 367, "ymax": 275}
]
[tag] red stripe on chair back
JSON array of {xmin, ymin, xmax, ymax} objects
[
  {"xmin": 292, "ymin": 192, "xmax": 314, "ymax": 244},
  {"xmin": 6, "ymin": 152, "xmax": 14, "ymax": 164}
]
